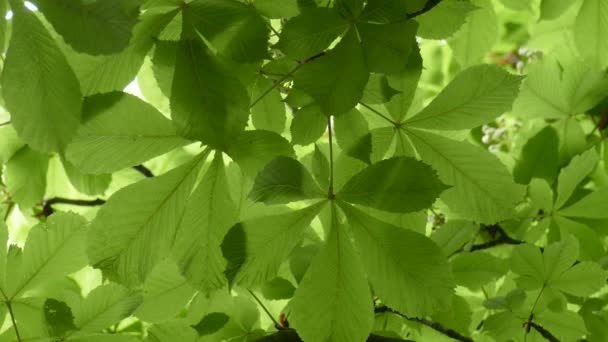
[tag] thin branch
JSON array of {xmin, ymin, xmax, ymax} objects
[
  {"xmin": 529, "ymin": 322, "xmax": 560, "ymax": 342},
  {"xmin": 0, "ymin": 121, "xmax": 10, "ymax": 127},
  {"xmin": 327, "ymin": 116, "xmax": 335, "ymax": 199},
  {"xmin": 253, "ymin": 329, "xmax": 415, "ymax": 342},
  {"xmin": 250, "ymin": 52, "xmax": 326, "ymax": 108},
  {"xmin": 6, "ymin": 301, "xmax": 22, "ymax": 342},
  {"xmin": 38, "ymin": 197, "xmax": 106, "ymax": 217},
  {"xmin": 247, "ymin": 289, "xmax": 281, "ymax": 328},
  {"xmin": 469, "ymin": 224, "xmax": 523, "ymax": 252},
  {"xmin": 406, "ymin": 0, "xmax": 443, "ymax": 19},
  {"xmin": 359, "ymin": 102, "xmax": 399, "ymax": 126},
  {"xmin": 375, "ymin": 306, "xmax": 474, "ymax": 342},
  {"xmin": 133, "ymin": 164, "xmax": 154, "ymax": 178}
]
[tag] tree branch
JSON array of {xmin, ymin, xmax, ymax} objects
[
  {"xmin": 407, "ymin": 0, "xmax": 443, "ymax": 19},
  {"xmin": 38, "ymin": 197, "xmax": 106, "ymax": 217},
  {"xmin": 253, "ymin": 329, "xmax": 415, "ymax": 342},
  {"xmin": 469, "ymin": 224, "xmax": 523, "ymax": 252},
  {"xmin": 0, "ymin": 121, "xmax": 10, "ymax": 127},
  {"xmin": 529, "ymin": 322, "xmax": 559, "ymax": 342},
  {"xmin": 133, "ymin": 164, "xmax": 154, "ymax": 178},
  {"xmin": 375, "ymin": 306, "xmax": 474, "ymax": 342}
]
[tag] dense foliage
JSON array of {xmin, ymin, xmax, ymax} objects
[{"xmin": 1, "ymin": 0, "xmax": 608, "ymax": 341}]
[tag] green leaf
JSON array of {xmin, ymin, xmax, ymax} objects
[
  {"xmin": 384, "ymin": 46, "xmax": 423, "ymax": 122},
  {"xmin": 36, "ymin": 0, "xmax": 138, "ymax": 55},
  {"xmin": 134, "ymin": 260, "xmax": 195, "ymax": 323},
  {"xmin": 44, "ymin": 298, "xmax": 76, "ymax": 337},
  {"xmin": 225, "ymin": 130, "xmax": 295, "ymax": 178},
  {"xmin": 536, "ymin": 310, "xmax": 587, "ymax": 341},
  {"xmin": 451, "ymin": 252, "xmax": 508, "ymax": 289},
  {"xmin": 513, "ymin": 126, "xmax": 560, "ymax": 184},
  {"xmin": 404, "ymin": 65, "xmax": 523, "ymax": 130},
  {"xmin": 555, "ymin": 148, "xmax": 599, "ymax": 210},
  {"xmin": 358, "ymin": 21, "xmax": 418, "ymax": 74},
  {"xmin": 334, "ymin": 108, "xmax": 372, "ymax": 164},
  {"xmin": 187, "ymin": 0, "xmax": 269, "ymax": 62},
  {"xmin": 5, "ymin": 146, "xmax": 49, "ymax": 209},
  {"xmin": 559, "ymin": 187, "xmax": 608, "ymax": 219},
  {"xmin": 338, "ymin": 157, "xmax": 448, "ymax": 213},
  {"xmin": 361, "ymin": 74, "xmax": 401, "ymax": 104},
  {"xmin": 540, "ymin": 0, "xmax": 577, "ymax": 20},
  {"xmin": 67, "ymin": 9, "xmax": 178, "ymax": 95},
  {"xmin": 192, "ymin": 312, "xmax": 230, "ymax": 336},
  {"xmin": 289, "ymin": 205, "xmax": 374, "ymax": 342},
  {"xmin": 336, "ymin": 0, "xmax": 364, "ymax": 18},
  {"xmin": 87, "ymin": 156, "xmax": 204, "ymax": 286},
  {"xmin": 254, "ymin": 0, "xmax": 300, "ymax": 18},
  {"xmin": 293, "ymin": 31, "xmax": 369, "ymax": 116},
  {"xmin": 261, "ymin": 277, "xmax": 296, "ymax": 300},
  {"xmin": 1, "ymin": 2, "xmax": 83, "ymax": 152},
  {"xmin": 574, "ymin": 0, "xmax": 608, "ymax": 69},
  {"xmin": 510, "ymin": 243, "xmax": 545, "ymax": 289},
  {"xmin": 511, "ymin": 57, "xmax": 568, "ymax": 118},
  {"xmin": 342, "ymin": 204, "xmax": 454, "ymax": 317},
  {"xmin": 66, "ymin": 92, "xmax": 188, "ymax": 174},
  {"xmin": 171, "ymin": 152, "xmax": 238, "ymax": 292},
  {"xmin": 404, "ymin": 128, "xmax": 525, "ymax": 223},
  {"xmin": 5, "ymin": 212, "xmax": 87, "ymax": 299},
  {"xmin": 0, "ymin": 125, "xmax": 25, "ymax": 164},
  {"xmin": 71, "ymin": 283, "xmax": 142, "ymax": 333},
  {"xmin": 312, "ymin": 144, "xmax": 330, "ymax": 189},
  {"xmin": 145, "ymin": 321, "xmax": 198, "ymax": 342},
  {"xmin": 448, "ymin": 0, "xmax": 498, "ymax": 67},
  {"xmin": 62, "ymin": 158, "xmax": 111, "ymax": 196},
  {"xmin": 290, "ymin": 105, "xmax": 327, "ymax": 146},
  {"xmin": 416, "ymin": 0, "xmax": 478, "ymax": 39},
  {"xmin": 170, "ymin": 37, "xmax": 250, "ymax": 149},
  {"xmin": 251, "ymin": 76, "xmax": 286, "ymax": 134},
  {"xmin": 550, "ymin": 261, "xmax": 607, "ymax": 296},
  {"xmin": 276, "ymin": 7, "xmax": 349, "ymax": 61},
  {"xmin": 431, "ymin": 220, "xmax": 479, "ymax": 256},
  {"xmin": 224, "ymin": 202, "xmax": 326, "ymax": 286},
  {"xmin": 249, "ymin": 156, "xmax": 325, "ymax": 204},
  {"xmin": 360, "ymin": 0, "xmax": 429, "ymax": 22}
]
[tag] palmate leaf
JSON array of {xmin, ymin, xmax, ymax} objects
[
  {"xmin": 358, "ymin": 20, "xmax": 418, "ymax": 74},
  {"xmin": 35, "ymin": 0, "xmax": 139, "ymax": 55},
  {"xmin": 134, "ymin": 260, "xmax": 194, "ymax": 323},
  {"xmin": 559, "ymin": 187, "xmax": 608, "ymax": 219},
  {"xmin": 3, "ymin": 212, "xmax": 88, "ymax": 300},
  {"xmin": 404, "ymin": 128, "xmax": 525, "ymax": 223},
  {"xmin": 448, "ymin": 0, "xmax": 498, "ymax": 68},
  {"xmin": 555, "ymin": 148, "xmax": 599, "ymax": 209},
  {"xmin": 575, "ymin": 0, "xmax": 608, "ymax": 68},
  {"xmin": 451, "ymin": 251, "xmax": 507, "ymax": 290},
  {"xmin": 415, "ymin": 0, "xmax": 478, "ymax": 39},
  {"xmin": 510, "ymin": 236, "xmax": 606, "ymax": 295},
  {"xmin": 171, "ymin": 152, "xmax": 238, "ymax": 292},
  {"xmin": 337, "ymin": 157, "xmax": 448, "ymax": 213},
  {"xmin": 68, "ymin": 283, "xmax": 142, "ymax": 334},
  {"xmin": 87, "ymin": 154, "xmax": 205, "ymax": 286},
  {"xmin": 2, "ymin": 0, "xmax": 82, "ymax": 152},
  {"xmin": 341, "ymin": 204, "xmax": 454, "ymax": 317},
  {"xmin": 4, "ymin": 146, "xmax": 49, "ymax": 209},
  {"xmin": 276, "ymin": 7, "xmax": 349, "ymax": 61},
  {"xmin": 170, "ymin": 26, "xmax": 250, "ymax": 148},
  {"xmin": 223, "ymin": 201, "xmax": 326, "ymax": 287},
  {"xmin": 540, "ymin": 0, "xmax": 577, "ymax": 20},
  {"xmin": 67, "ymin": 9, "xmax": 179, "ymax": 96},
  {"xmin": 404, "ymin": 64, "xmax": 523, "ymax": 130},
  {"xmin": 248, "ymin": 156, "xmax": 325, "ymax": 204},
  {"xmin": 293, "ymin": 31, "xmax": 369, "ymax": 116},
  {"xmin": 187, "ymin": 0, "xmax": 269, "ymax": 62},
  {"xmin": 288, "ymin": 205, "xmax": 374, "ymax": 342},
  {"xmin": 512, "ymin": 126, "xmax": 560, "ymax": 184},
  {"xmin": 66, "ymin": 92, "xmax": 189, "ymax": 174}
]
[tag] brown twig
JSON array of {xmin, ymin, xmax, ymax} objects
[
  {"xmin": 38, "ymin": 197, "xmax": 106, "ymax": 217},
  {"xmin": 133, "ymin": 164, "xmax": 154, "ymax": 178},
  {"xmin": 375, "ymin": 306, "xmax": 474, "ymax": 342}
]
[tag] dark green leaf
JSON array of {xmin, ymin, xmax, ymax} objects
[
  {"xmin": 513, "ymin": 126, "xmax": 559, "ymax": 184},
  {"xmin": 338, "ymin": 157, "xmax": 448, "ymax": 213}
]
